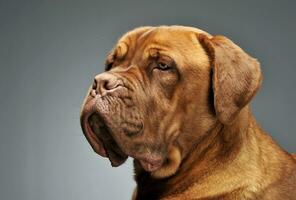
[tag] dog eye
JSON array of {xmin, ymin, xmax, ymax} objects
[{"xmin": 157, "ymin": 62, "xmax": 171, "ymax": 71}]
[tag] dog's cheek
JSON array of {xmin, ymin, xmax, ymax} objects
[{"xmin": 152, "ymin": 70, "xmax": 179, "ymax": 100}]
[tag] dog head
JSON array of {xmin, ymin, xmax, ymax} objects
[{"xmin": 80, "ymin": 26, "xmax": 262, "ymax": 178}]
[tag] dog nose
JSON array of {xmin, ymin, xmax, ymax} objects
[{"xmin": 91, "ymin": 73, "xmax": 123, "ymax": 97}]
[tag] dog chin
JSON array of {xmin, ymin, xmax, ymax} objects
[
  {"xmin": 150, "ymin": 146, "xmax": 182, "ymax": 179},
  {"xmin": 131, "ymin": 154, "xmax": 165, "ymax": 172},
  {"xmin": 132, "ymin": 146, "xmax": 182, "ymax": 179}
]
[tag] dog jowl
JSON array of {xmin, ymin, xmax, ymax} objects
[{"xmin": 80, "ymin": 26, "xmax": 296, "ymax": 200}]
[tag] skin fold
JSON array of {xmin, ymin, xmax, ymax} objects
[{"xmin": 80, "ymin": 26, "xmax": 296, "ymax": 200}]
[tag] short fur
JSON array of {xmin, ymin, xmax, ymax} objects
[{"xmin": 80, "ymin": 26, "xmax": 296, "ymax": 200}]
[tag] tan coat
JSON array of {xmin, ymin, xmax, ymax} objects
[{"xmin": 80, "ymin": 26, "xmax": 296, "ymax": 200}]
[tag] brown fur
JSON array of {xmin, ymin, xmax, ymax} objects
[{"xmin": 80, "ymin": 26, "xmax": 296, "ymax": 200}]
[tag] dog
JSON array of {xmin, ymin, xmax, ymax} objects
[{"xmin": 80, "ymin": 26, "xmax": 296, "ymax": 200}]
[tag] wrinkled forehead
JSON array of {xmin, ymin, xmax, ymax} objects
[{"xmin": 110, "ymin": 26, "xmax": 212, "ymax": 60}]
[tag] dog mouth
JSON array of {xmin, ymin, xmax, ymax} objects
[
  {"xmin": 84, "ymin": 113, "xmax": 128, "ymax": 167},
  {"xmin": 80, "ymin": 95, "xmax": 165, "ymax": 172},
  {"xmin": 82, "ymin": 113, "xmax": 165, "ymax": 172}
]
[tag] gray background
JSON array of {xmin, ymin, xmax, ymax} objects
[{"xmin": 0, "ymin": 0, "xmax": 295, "ymax": 199}]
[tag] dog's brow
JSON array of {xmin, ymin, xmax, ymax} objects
[
  {"xmin": 115, "ymin": 42, "xmax": 129, "ymax": 59},
  {"xmin": 146, "ymin": 46, "xmax": 172, "ymax": 59},
  {"xmin": 104, "ymin": 42, "xmax": 128, "ymax": 70}
]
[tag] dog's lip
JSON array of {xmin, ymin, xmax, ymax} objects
[
  {"xmin": 81, "ymin": 96, "xmax": 162, "ymax": 171},
  {"xmin": 83, "ymin": 112, "xmax": 129, "ymax": 167},
  {"xmin": 81, "ymin": 111, "xmax": 107, "ymax": 158},
  {"xmin": 83, "ymin": 111, "xmax": 163, "ymax": 171}
]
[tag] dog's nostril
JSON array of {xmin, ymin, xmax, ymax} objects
[
  {"xmin": 103, "ymin": 80, "xmax": 110, "ymax": 90},
  {"xmin": 90, "ymin": 79, "xmax": 98, "ymax": 97},
  {"xmin": 92, "ymin": 79, "xmax": 97, "ymax": 90},
  {"xmin": 92, "ymin": 73, "xmax": 123, "ymax": 96}
]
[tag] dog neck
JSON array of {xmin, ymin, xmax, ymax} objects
[{"xmin": 133, "ymin": 106, "xmax": 263, "ymax": 199}]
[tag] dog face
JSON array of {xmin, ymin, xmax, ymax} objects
[{"xmin": 80, "ymin": 26, "xmax": 262, "ymax": 178}]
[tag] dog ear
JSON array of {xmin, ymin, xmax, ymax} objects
[{"xmin": 198, "ymin": 34, "xmax": 262, "ymax": 125}]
